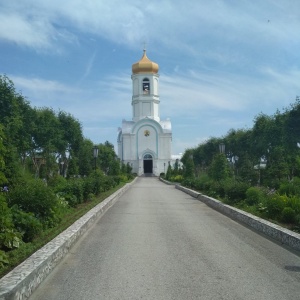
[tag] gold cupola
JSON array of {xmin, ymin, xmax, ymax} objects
[{"xmin": 132, "ymin": 50, "xmax": 159, "ymax": 74}]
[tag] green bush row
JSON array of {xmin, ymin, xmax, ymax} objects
[
  {"xmin": 0, "ymin": 173, "xmax": 132, "ymax": 270},
  {"xmin": 182, "ymin": 175, "xmax": 300, "ymax": 228},
  {"xmin": 182, "ymin": 175, "xmax": 250, "ymax": 202},
  {"xmin": 244, "ymin": 187, "xmax": 300, "ymax": 225}
]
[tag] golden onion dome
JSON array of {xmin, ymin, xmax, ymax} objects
[{"xmin": 132, "ymin": 50, "xmax": 159, "ymax": 74}]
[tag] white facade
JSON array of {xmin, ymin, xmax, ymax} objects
[{"xmin": 117, "ymin": 50, "xmax": 172, "ymax": 176}]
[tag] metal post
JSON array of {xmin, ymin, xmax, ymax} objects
[
  {"xmin": 219, "ymin": 143, "xmax": 225, "ymax": 154},
  {"xmin": 93, "ymin": 146, "xmax": 98, "ymax": 171}
]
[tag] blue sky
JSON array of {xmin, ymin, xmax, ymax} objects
[{"xmin": 0, "ymin": 0, "xmax": 299, "ymax": 155}]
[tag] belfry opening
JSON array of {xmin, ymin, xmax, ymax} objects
[{"xmin": 143, "ymin": 154, "xmax": 153, "ymax": 174}]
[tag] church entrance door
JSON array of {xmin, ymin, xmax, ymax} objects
[{"xmin": 143, "ymin": 154, "xmax": 153, "ymax": 174}]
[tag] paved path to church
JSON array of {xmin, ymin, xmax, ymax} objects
[{"xmin": 29, "ymin": 177, "xmax": 300, "ymax": 300}]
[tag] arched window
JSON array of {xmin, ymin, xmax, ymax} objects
[{"xmin": 142, "ymin": 78, "xmax": 150, "ymax": 94}]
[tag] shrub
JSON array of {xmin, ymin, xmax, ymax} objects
[
  {"xmin": 223, "ymin": 180, "xmax": 250, "ymax": 204},
  {"xmin": 263, "ymin": 193, "xmax": 285, "ymax": 219},
  {"xmin": 11, "ymin": 205, "xmax": 43, "ymax": 242},
  {"xmin": 0, "ymin": 195, "xmax": 13, "ymax": 232},
  {"xmin": 0, "ymin": 250, "xmax": 9, "ymax": 268},
  {"xmin": 0, "ymin": 229, "xmax": 22, "ymax": 250},
  {"xmin": 181, "ymin": 178, "xmax": 193, "ymax": 188},
  {"xmin": 118, "ymin": 175, "xmax": 128, "ymax": 183},
  {"xmin": 201, "ymin": 177, "xmax": 214, "ymax": 194},
  {"xmin": 87, "ymin": 193, "xmax": 96, "ymax": 202},
  {"xmin": 279, "ymin": 177, "xmax": 300, "ymax": 196},
  {"xmin": 245, "ymin": 187, "xmax": 265, "ymax": 206},
  {"xmin": 64, "ymin": 194, "xmax": 78, "ymax": 207},
  {"xmin": 166, "ymin": 165, "xmax": 172, "ymax": 180},
  {"xmin": 47, "ymin": 175, "xmax": 67, "ymax": 191},
  {"xmin": 7, "ymin": 179, "xmax": 59, "ymax": 223},
  {"xmin": 101, "ymin": 176, "xmax": 115, "ymax": 192},
  {"xmin": 209, "ymin": 180, "xmax": 226, "ymax": 198},
  {"xmin": 285, "ymin": 195, "xmax": 300, "ymax": 214},
  {"xmin": 89, "ymin": 171, "xmax": 105, "ymax": 195},
  {"xmin": 0, "ymin": 195, "xmax": 22, "ymax": 251},
  {"xmin": 61, "ymin": 179, "xmax": 84, "ymax": 204},
  {"xmin": 170, "ymin": 175, "xmax": 183, "ymax": 182},
  {"xmin": 82, "ymin": 177, "xmax": 94, "ymax": 200},
  {"xmin": 112, "ymin": 176, "xmax": 121, "ymax": 186},
  {"xmin": 93, "ymin": 175, "xmax": 102, "ymax": 195},
  {"xmin": 127, "ymin": 173, "xmax": 135, "ymax": 180},
  {"xmin": 264, "ymin": 177, "xmax": 281, "ymax": 190},
  {"xmin": 281, "ymin": 207, "xmax": 296, "ymax": 223},
  {"xmin": 55, "ymin": 193, "xmax": 69, "ymax": 208},
  {"xmin": 189, "ymin": 175, "xmax": 208, "ymax": 191}
]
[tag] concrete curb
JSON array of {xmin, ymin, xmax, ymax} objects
[
  {"xmin": 158, "ymin": 177, "xmax": 176, "ymax": 185},
  {"xmin": 0, "ymin": 179, "xmax": 137, "ymax": 300},
  {"xmin": 175, "ymin": 184, "xmax": 300, "ymax": 252}
]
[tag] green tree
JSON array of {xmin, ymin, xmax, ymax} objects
[
  {"xmin": 283, "ymin": 98, "xmax": 300, "ymax": 178},
  {"xmin": 166, "ymin": 164, "xmax": 172, "ymax": 180},
  {"xmin": 173, "ymin": 159, "xmax": 179, "ymax": 175},
  {"xmin": 98, "ymin": 141, "xmax": 119, "ymax": 175},
  {"xmin": 57, "ymin": 111, "xmax": 84, "ymax": 177},
  {"xmin": 284, "ymin": 97, "xmax": 300, "ymax": 150},
  {"xmin": 265, "ymin": 146, "xmax": 289, "ymax": 187},
  {"xmin": 126, "ymin": 162, "xmax": 132, "ymax": 175},
  {"xmin": 208, "ymin": 154, "xmax": 231, "ymax": 181},
  {"xmin": 0, "ymin": 125, "xmax": 7, "ymax": 185},
  {"xmin": 182, "ymin": 149, "xmax": 195, "ymax": 178},
  {"xmin": 194, "ymin": 137, "xmax": 220, "ymax": 169},
  {"xmin": 0, "ymin": 75, "xmax": 36, "ymax": 181},
  {"xmin": 78, "ymin": 139, "xmax": 94, "ymax": 176},
  {"xmin": 251, "ymin": 113, "xmax": 274, "ymax": 159}
]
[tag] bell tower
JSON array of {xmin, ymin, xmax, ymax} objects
[
  {"xmin": 118, "ymin": 49, "xmax": 172, "ymax": 176},
  {"xmin": 131, "ymin": 49, "xmax": 160, "ymax": 122}
]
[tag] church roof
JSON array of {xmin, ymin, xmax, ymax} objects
[
  {"xmin": 159, "ymin": 120, "xmax": 172, "ymax": 133},
  {"xmin": 132, "ymin": 50, "xmax": 159, "ymax": 74},
  {"xmin": 121, "ymin": 120, "xmax": 135, "ymax": 133}
]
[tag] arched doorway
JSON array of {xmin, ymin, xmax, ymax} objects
[{"xmin": 143, "ymin": 154, "xmax": 153, "ymax": 174}]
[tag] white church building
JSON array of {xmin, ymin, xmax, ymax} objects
[{"xmin": 117, "ymin": 50, "xmax": 172, "ymax": 176}]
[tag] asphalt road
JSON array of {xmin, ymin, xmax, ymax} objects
[{"xmin": 29, "ymin": 177, "xmax": 300, "ymax": 300}]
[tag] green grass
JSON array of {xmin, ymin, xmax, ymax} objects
[{"xmin": 0, "ymin": 182, "xmax": 126, "ymax": 278}]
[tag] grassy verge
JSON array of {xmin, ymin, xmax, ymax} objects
[{"xmin": 0, "ymin": 182, "xmax": 126, "ymax": 279}]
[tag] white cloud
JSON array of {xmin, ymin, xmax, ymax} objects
[
  {"xmin": 260, "ymin": 67, "xmax": 300, "ymax": 91},
  {"xmin": 1, "ymin": 0, "xmax": 299, "ymax": 58},
  {"xmin": 11, "ymin": 76, "xmax": 76, "ymax": 94},
  {"xmin": 10, "ymin": 74, "xmax": 132, "ymax": 121},
  {"xmin": 81, "ymin": 50, "xmax": 97, "ymax": 80},
  {"xmin": 0, "ymin": 12, "xmax": 53, "ymax": 49},
  {"xmin": 159, "ymin": 64, "xmax": 300, "ymax": 119}
]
